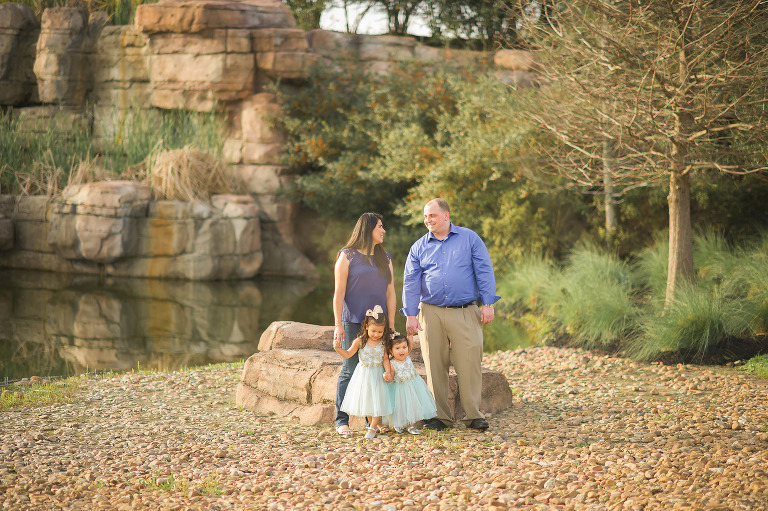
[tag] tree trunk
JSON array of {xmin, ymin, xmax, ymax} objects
[
  {"xmin": 602, "ymin": 140, "xmax": 617, "ymax": 234},
  {"xmin": 665, "ymin": 169, "xmax": 694, "ymax": 306},
  {"xmin": 665, "ymin": 4, "xmax": 695, "ymax": 307}
]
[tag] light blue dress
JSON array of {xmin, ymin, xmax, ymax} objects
[
  {"xmin": 383, "ymin": 356, "xmax": 437, "ymax": 430},
  {"xmin": 340, "ymin": 341, "xmax": 392, "ymax": 418}
]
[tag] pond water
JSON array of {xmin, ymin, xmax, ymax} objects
[
  {"xmin": 1, "ymin": 269, "xmax": 532, "ymax": 382},
  {"xmin": 0, "ymin": 269, "xmax": 336, "ymax": 381}
]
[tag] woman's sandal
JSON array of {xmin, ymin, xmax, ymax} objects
[
  {"xmin": 364, "ymin": 427, "xmax": 377, "ymax": 439},
  {"xmin": 377, "ymin": 426, "xmax": 391, "ymax": 434},
  {"xmin": 336, "ymin": 425, "xmax": 353, "ymax": 437}
]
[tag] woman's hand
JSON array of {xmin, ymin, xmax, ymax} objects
[
  {"xmin": 333, "ymin": 324, "xmax": 344, "ymax": 342},
  {"xmin": 333, "ymin": 338, "xmax": 342, "ymax": 350}
]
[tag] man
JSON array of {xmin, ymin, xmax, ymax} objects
[{"xmin": 401, "ymin": 198, "xmax": 499, "ymax": 431}]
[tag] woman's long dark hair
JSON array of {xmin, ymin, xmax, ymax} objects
[{"xmin": 340, "ymin": 212, "xmax": 391, "ymax": 283}]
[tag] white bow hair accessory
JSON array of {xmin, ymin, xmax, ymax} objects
[
  {"xmin": 389, "ymin": 331, "xmax": 401, "ymax": 340},
  {"xmin": 365, "ymin": 305, "xmax": 384, "ymax": 319}
]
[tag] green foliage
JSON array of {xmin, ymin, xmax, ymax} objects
[
  {"xmin": 422, "ymin": 0, "xmax": 522, "ymax": 50},
  {"xmin": 101, "ymin": 107, "xmax": 226, "ymax": 176},
  {"xmin": 283, "ymin": 0, "xmax": 326, "ymax": 30},
  {"xmin": 0, "ymin": 107, "xmax": 225, "ymax": 194},
  {"xmin": 85, "ymin": 0, "xmax": 158, "ymax": 25},
  {"xmin": 629, "ymin": 283, "xmax": 753, "ymax": 362},
  {"xmin": 0, "ymin": 109, "xmax": 94, "ymax": 194},
  {"xmin": 739, "ymin": 354, "xmax": 768, "ymax": 379},
  {"xmin": 497, "ymin": 232, "xmax": 768, "ymax": 361},
  {"xmin": 278, "ymin": 60, "xmax": 589, "ymax": 264},
  {"xmin": 542, "ymin": 244, "xmax": 637, "ymax": 347}
]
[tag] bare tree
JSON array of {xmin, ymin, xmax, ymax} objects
[{"xmin": 520, "ymin": 0, "xmax": 768, "ymax": 306}]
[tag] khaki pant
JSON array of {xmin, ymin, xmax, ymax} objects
[{"xmin": 418, "ymin": 302, "xmax": 484, "ymax": 425}]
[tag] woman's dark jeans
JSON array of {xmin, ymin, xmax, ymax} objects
[{"xmin": 335, "ymin": 321, "xmax": 361, "ymax": 428}]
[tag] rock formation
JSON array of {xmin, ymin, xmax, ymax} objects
[
  {"xmin": 0, "ymin": 0, "xmax": 539, "ymax": 280},
  {"xmin": 236, "ymin": 321, "xmax": 514, "ymax": 426}
]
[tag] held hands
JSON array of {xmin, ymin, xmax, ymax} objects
[
  {"xmin": 405, "ymin": 316, "xmax": 422, "ymax": 336},
  {"xmin": 333, "ymin": 324, "xmax": 344, "ymax": 343},
  {"xmin": 333, "ymin": 338, "xmax": 342, "ymax": 350},
  {"xmin": 383, "ymin": 370, "xmax": 393, "ymax": 383}
]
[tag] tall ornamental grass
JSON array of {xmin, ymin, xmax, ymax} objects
[
  {"xmin": 627, "ymin": 284, "xmax": 753, "ymax": 362},
  {"xmin": 103, "ymin": 107, "xmax": 225, "ymax": 177},
  {"xmin": 0, "ymin": 109, "xmax": 94, "ymax": 195},
  {"xmin": 496, "ymin": 232, "xmax": 768, "ymax": 362},
  {"xmin": 0, "ymin": 107, "xmax": 226, "ymax": 196}
]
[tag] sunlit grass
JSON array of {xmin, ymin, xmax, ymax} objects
[
  {"xmin": 738, "ymin": 354, "xmax": 768, "ymax": 379},
  {"xmin": 0, "ymin": 377, "xmax": 83, "ymax": 410}
]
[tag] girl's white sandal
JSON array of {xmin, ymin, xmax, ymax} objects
[
  {"xmin": 407, "ymin": 425, "xmax": 421, "ymax": 435},
  {"xmin": 364, "ymin": 427, "xmax": 377, "ymax": 439}
]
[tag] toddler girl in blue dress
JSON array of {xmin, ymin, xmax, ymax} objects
[
  {"xmin": 383, "ymin": 333, "xmax": 437, "ymax": 435},
  {"xmin": 334, "ymin": 305, "xmax": 393, "ymax": 439}
]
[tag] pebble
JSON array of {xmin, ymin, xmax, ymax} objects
[{"xmin": 2, "ymin": 346, "xmax": 767, "ymax": 510}]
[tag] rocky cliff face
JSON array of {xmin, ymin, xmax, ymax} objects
[{"xmin": 0, "ymin": 0, "xmax": 538, "ymax": 280}]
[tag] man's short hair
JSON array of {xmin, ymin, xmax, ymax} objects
[{"xmin": 427, "ymin": 198, "xmax": 450, "ymax": 213}]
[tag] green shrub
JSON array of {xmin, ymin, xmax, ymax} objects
[
  {"xmin": 628, "ymin": 283, "xmax": 753, "ymax": 362},
  {"xmin": 277, "ymin": 60, "xmax": 589, "ymax": 265},
  {"xmin": 546, "ymin": 244, "xmax": 638, "ymax": 347},
  {"xmin": 498, "ymin": 256, "xmax": 557, "ymax": 311},
  {"xmin": 631, "ymin": 237, "xmax": 669, "ymax": 307},
  {"xmin": 725, "ymin": 248, "xmax": 768, "ymax": 335},
  {"xmin": 497, "ymin": 234, "xmax": 768, "ymax": 361}
]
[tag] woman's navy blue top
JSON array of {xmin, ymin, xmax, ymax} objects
[{"xmin": 340, "ymin": 247, "xmax": 391, "ymax": 324}]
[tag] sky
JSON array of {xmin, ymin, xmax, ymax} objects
[{"xmin": 319, "ymin": 3, "xmax": 432, "ymax": 37}]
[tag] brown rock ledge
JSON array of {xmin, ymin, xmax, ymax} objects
[{"xmin": 235, "ymin": 321, "xmax": 514, "ymax": 425}]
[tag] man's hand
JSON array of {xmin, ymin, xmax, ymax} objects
[
  {"xmin": 481, "ymin": 305, "xmax": 495, "ymax": 324},
  {"xmin": 406, "ymin": 316, "xmax": 422, "ymax": 336}
]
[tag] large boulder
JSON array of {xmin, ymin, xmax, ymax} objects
[
  {"xmin": 48, "ymin": 181, "xmax": 152, "ymax": 263},
  {"xmin": 135, "ymin": 0, "xmax": 298, "ymax": 110},
  {"xmin": 34, "ymin": 8, "xmax": 93, "ymax": 106},
  {"xmin": 42, "ymin": 181, "xmax": 263, "ymax": 279},
  {"xmin": 0, "ymin": 2, "xmax": 39, "ymax": 105},
  {"xmin": 236, "ymin": 321, "xmax": 513, "ymax": 426}
]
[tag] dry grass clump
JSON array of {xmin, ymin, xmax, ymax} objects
[{"xmin": 142, "ymin": 146, "xmax": 236, "ymax": 203}]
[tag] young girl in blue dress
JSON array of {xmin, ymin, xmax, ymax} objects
[
  {"xmin": 334, "ymin": 305, "xmax": 394, "ymax": 439},
  {"xmin": 383, "ymin": 333, "xmax": 437, "ymax": 435}
]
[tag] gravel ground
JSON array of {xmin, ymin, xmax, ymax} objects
[{"xmin": 2, "ymin": 346, "xmax": 768, "ymax": 511}]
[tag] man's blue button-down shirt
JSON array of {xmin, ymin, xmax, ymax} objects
[{"xmin": 401, "ymin": 223, "xmax": 500, "ymax": 317}]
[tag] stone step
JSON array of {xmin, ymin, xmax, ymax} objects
[{"xmin": 236, "ymin": 321, "xmax": 514, "ymax": 425}]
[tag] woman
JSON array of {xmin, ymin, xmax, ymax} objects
[{"xmin": 333, "ymin": 212, "xmax": 396, "ymax": 436}]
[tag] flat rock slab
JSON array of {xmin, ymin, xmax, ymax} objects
[
  {"xmin": 236, "ymin": 321, "xmax": 514, "ymax": 425},
  {"xmin": 135, "ymin": 0, "xmax": 296, "ymax": 34}
]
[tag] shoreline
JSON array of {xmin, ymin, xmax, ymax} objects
[{"xmin": 2, "ymin": 346, "xmax": 767, "ymax": 510}]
